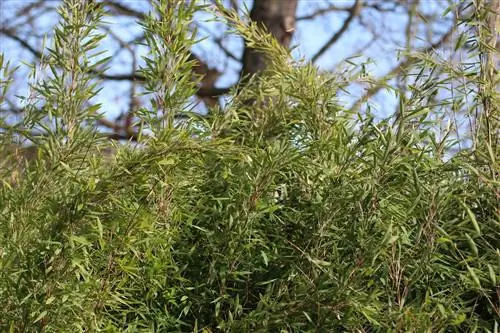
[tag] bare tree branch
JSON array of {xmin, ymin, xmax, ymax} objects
[
  {"xmin": 296, "ymin": 4, "xmax": 352, "ymax": 21},
  {"xmin": 311, "ymin": 0, "xmax": 362, "ymax": 63},
  {"xmin": 2, "ymin": 103, "xmax": 206, "ymax": 142},
  {"xmin": 103, "ymin": 1, "xmax": 146, "ymax": 20},
  {"xmin": 350, "ymin": 25, "xmax": 456, "ymax": 112},
  {"xmin": 0, "ymin": 28, "xmax": 233, "ymax": 100},
  {"xmin": 297, "ymin": 0, "xmax": 400, "ymax": 21},
  {"xmin": 0, "ymin": 27, "xmax": 43, "ymax": 59}
]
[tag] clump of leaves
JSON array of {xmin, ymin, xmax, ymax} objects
[{"xmin": 0, "ymin": 0, "xmax": 497, "ymax": 332}]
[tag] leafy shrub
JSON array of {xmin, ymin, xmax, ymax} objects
[{"xmin": 0, "ymin": 1, "xmax": 498, "ymax": 332}]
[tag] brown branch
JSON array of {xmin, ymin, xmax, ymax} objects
[
  {"xmin": 14, "ymin": 1, "xmax": 46, "ymax": 18},
  {"xmin": 296, "ymin": 4, "xmax": 352, "ymax": 21},
  {"xmin": 103, "ymin": 132, "xmax": 140, "ymax": 141},
  {"xmin": 350, "ymin": 25, "xmax": 456, "ymax": 112},
  {"xmin": 100, "ymin": 111, "xmax": 209, "ymax": 141},
  {"xmin": 0, "ymin": 28, "xmax": 232, "ymax": 99},
  {"xmin": 311, "ymin": 0, "xmax": 362, "ymax": 63},
  {"xmin": 103, "ymin": 1, "xmax": 146, "ymax": 20},
  {"xmin": 97, "ymin": 117, "xmax": 121, "ymax": 132},
  {"xmin": 195, "ymin": 21, "xmax": 240, "ymax": 63},
  {"xmin": 214, "ymin": 37, "xmax": 240, "ymax": 62},
  {"xmin": 98, "ymin": 72, "xmax": 144, "ymax": 81},
  {"xmin": 297, "ymin": 1, "xmax": 399, "ymax": 21},
  {"xmin": 197, "ymin": 86, "xmax": 232, "ymax": 97},
  {"xmin": 3, "ymin": 101, "xmax": 211, "ymax": 143},
  {"xmin": 6, "ymin": 1, "xmax": 57, "ymax": 32},
  {"xmin": 0, "ymin": 28, "xmax": 44, "ymax": 59},
  {"xmin": 228, "ymin": 0, "xmax": 239, "ymax": 12}
]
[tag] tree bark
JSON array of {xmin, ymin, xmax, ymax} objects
[{"xmin": 241, "ymin": 0, "xmax": 298, "ymax": 77}]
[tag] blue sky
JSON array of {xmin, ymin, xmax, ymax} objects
[{"xmin": 1, "ymin": 1, "xmax": 455, "ymax": 123}]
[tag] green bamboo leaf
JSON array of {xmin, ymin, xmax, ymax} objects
[
  {"xmin": 467, "ymin": 266, "xmax": 482, "ymax": 289},
  {"xmin": 261, "ymin": 251, "xmax": 269, "ymax": 267},
  {"xmin": 487, "ymin": 264, "xmax": 496, "ymax": 285},
  {"xmin": 464, "ymin": 233, "xmax": 479, "ymax": 257},
  {"xmin": 404, "ymin": 107, "xmax": 430, "ymax": 121},
  {"xmin": 459, "ymin": 200, "xmax": 481, "ymax": 235},
  {"xmin": 33, "ymin": 310, "xmax": 48, "ymax": 324},
  {"xmin": 451, "ymin": 313, "xmax": 466, "ymax": 325},
  {"xmin": 455, "ymin": 33, "xmax": 467, "ymax": 51}
]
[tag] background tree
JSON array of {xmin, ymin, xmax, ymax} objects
[
  {"xmin": 1, "ymin": 0, "xmax": 468, "ymax": 142},
  {"xmin": 0, "ymin": 0, "xmax": 498, "ymax": 332}
]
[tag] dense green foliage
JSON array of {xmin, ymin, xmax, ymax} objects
[{"xmin": 0, "ymin": 1, "xmax": 498, "ymax": 332}]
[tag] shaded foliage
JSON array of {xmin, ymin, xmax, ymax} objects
[{"xmin": 0, "ymin": 1, "xmax": 498, "ymax": 332}]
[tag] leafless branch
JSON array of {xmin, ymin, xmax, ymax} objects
[
  {"xmin": 2, "ymin": 104, "xmax": 207, "ymax": 142},
  {"xmin": 311, "ymin": 0, "xmax": 362, "ymax": 63},
  {"xmin": 350, "ymin": 24, "xmax": 456, "ymax": 112},
  {"xmin": 103, "ymin": 1, "xmax": 146, "ymax": 20},
  {"xmin": 0, "ymin": 28, "xmax": 232, "ymax": 99},
  {"xmin": 0, "ymin": 28, "xmax": 44, "ymax": 59},
  {"xmin": 296, "ymin": 4, "xmax": 352, "ymax": 21}
]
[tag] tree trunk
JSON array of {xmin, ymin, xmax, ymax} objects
[{"xmin": 241, "ymin": 0, "xmax": 298, "ymax": 77}]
